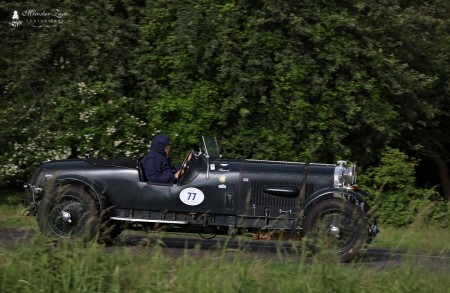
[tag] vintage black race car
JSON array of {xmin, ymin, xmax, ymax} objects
[{"xmin": 23, "ymin": 136, "xmax": 378, "ymax": 261}]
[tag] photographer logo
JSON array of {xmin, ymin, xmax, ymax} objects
[
  {"xmin": 9, "ymin": 10, "xmax": 23, "ymax": 27},
  {"xmin": 9, "ymin": 9, "xmax": 69, "ymax": 28}
]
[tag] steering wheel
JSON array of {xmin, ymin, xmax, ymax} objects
[{"xmin": 176, "ymin": 150, "xmax": 194, "ymax": 179}]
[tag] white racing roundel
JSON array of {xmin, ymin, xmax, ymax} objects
[{"xmin": 179, "ymin": 187, "xmax": 205, "ymax": 206}]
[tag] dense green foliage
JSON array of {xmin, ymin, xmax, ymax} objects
[
  {"xmin": 1, "ymin": 1, "xmax": 449, "ymax": 225},
  {"xmin": 361, "ymin": 147, "xmax": 449, "ymax": 227}
]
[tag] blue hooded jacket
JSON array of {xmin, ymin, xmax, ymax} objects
[{"xmin": 141, "ymin": 134, "xmax": 178, "ymax": 183}]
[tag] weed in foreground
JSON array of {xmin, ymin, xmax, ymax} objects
[{"xmin": 1, "ymin": 233, "xmax": 449, "ymax": 293}]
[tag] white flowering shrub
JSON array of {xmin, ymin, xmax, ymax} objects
[
  {"xmin": 0, "ymin": 130, "xmax": 73, "ymax": 184},
  {"xmin": 0, "ymin": 80, "xmax": 151, "ymax": 185}
]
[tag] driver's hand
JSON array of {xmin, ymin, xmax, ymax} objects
[{"xmin": 175, "ymin": 169, "xmax": 183, "ymax": 179}]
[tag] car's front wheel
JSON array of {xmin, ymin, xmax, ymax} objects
[
  {"xmin": 303, "ymin": 198, "xmax": 368, "ymax": 262},
  {"xmin": 37, "ymin": 185, "xmax": 99, "ymax": 241}
]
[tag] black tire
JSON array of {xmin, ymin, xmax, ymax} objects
[
  {"xmin": 37, "ymin": 185, "xmax": 99, "ymax": 241},
  {"xmin": 303, "ymin": 198, "xmax": 368, "ymax": 262}
]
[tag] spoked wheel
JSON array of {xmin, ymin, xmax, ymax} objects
[
  {"xmin": 37, "ymin": 185, "xmax": 99, "ymax": 241},
  {"xmin": 303, "ymin": 198, "xmax": 368, "ymax": 262}
]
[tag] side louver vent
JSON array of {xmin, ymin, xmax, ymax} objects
[{"xmin": 251, "ymin": 180, "xmax": 314, "ymax": 207}]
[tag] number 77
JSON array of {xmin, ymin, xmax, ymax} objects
[{"xmin": 188, "ymin": 192, "xmax": 197, "ymax": 200}]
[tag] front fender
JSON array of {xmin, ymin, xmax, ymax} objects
[{"xmin": 304, "ymin": 188, "xmax": 371, "ymax": 214}]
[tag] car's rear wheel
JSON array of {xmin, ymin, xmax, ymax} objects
[
  {"xmin": 303, "ymin": 198, "xmax": 368, "ymax": 262},
  {"xmin": 37, "ymin": 185, "xmax": 99, "ymax": 241}
]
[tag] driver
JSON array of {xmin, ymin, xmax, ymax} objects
[{"xmin": 141, "ymin": 134, "xmax": 183, "ymax": 183}]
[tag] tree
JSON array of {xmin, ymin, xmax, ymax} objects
[
  {"xmin": 0, "ymin": 0, "xmax": 448, "ymax": 207},
  {"xmin": 355, "ymin": 0, "xmax": 450, "ymax": 200}
]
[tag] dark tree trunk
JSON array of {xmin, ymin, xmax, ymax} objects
[{"xmin": 431, "ymin": 155, "xmax": 450, "ymax": 201}]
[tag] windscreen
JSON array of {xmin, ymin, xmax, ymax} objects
[{"xmin": 202, "ymin": 136, "xmax": 221, "ymax": 159}]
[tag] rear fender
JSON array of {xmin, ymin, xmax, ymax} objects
[{"xmin": 52, "ymin": 175, "xmax": 109, "ymax": 213}]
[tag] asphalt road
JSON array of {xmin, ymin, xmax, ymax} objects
[{"xmin": 1, "ymin": 227, "xmax": 449, "ymax": 271}]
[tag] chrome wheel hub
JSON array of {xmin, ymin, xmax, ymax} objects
[
  {"xmin": 61, "ymin": 211, "xmax": 72, "ymax": 223},
  {"xmin": 329, "ymin": 225, "xmax": 340, "ymax": 238}
]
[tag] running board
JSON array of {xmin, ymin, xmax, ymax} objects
[{"xmin": 110, "ymin": 216, "xmax": 188, "ymax": 225}]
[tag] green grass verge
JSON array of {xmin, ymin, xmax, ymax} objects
[
  {"xmin": 1, "ymin": 204, "xmax": 449, "ymax": 292},
  {"xmin": 374, "ymin": 225, "xmax": 450, "ymax": 254},
  {"xmin": 0, "ymin": 204, "xmax": 37, "ymax": 229},
  {"xmin": 0, "ymin": 235, "xmax": 449, "ymax": 293}
]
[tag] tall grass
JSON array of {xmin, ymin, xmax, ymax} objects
[
  {"xmin": 1, "ymin": 233, "xmax": 449, "ymax": 293},
  {"xmin": 1, "ymin": 203, "xmax": 449, "ymax": 292},
  {"xmin": 375, "ymin": 226, "xmax": 450, "ymax": 254},
  {"xmin": 0, "ymin": 205, "xmax": 37, "ymax": 229}
]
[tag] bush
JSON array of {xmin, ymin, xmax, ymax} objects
[{"xmin": 361, "ymin": 147, "xmax": 449, "ymax": 227}]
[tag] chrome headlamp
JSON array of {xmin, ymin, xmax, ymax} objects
[{"xmin": 334, "ymin": 160, "xmax": 357, "ymax": 190}]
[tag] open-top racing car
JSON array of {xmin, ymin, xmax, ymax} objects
[{"xmin": 23, "ymin": 136, "xmax": 378, "ymax": 261}]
